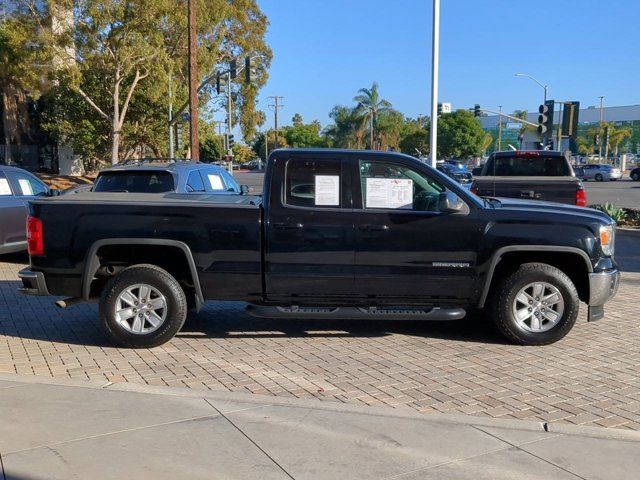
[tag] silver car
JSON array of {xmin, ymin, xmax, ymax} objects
[
  {"xmin": 0, "ymin": 166, "xmax": 53, "ymax": 254},
  {"xmin": 578, "ymin": 164, "xmax": 623, "ymax": 182}
]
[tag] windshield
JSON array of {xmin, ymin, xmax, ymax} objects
[
  {"xmin": 93, "ymin": 171, "xmax": 175, "ymax": 193},
  {"xmin": 488, "ymin": 155, "xmax": 571, "ymax": 176}
]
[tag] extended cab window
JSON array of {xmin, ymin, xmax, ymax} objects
[
  {"xmin": 93, "ymin": 171, "xmax": 175, "ymax": 193},
  {"xmin": 488, "ymin": 155, "xmax": 571, "ymax": 176},
  {"xmin": 359, "ymin": 160, "xmax": 446, "ymax": 212},
  {"xmin": 285, "ymin": 158, "xmax": 341, "ymax": 208}
]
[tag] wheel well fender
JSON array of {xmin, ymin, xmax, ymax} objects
[
  {"xmin": 478, "ymin": 246, "xmax": 593, "ymax": 308},
  {"xmin": 82, "ymin": 239, "xmax": 204, "ymax": 309}
]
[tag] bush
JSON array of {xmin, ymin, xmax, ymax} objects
[{"xmin": 591, "ymin": 203, "xmax": 628, "ymax": 223}]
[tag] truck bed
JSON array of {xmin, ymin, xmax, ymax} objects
[
  {"xmin": 472, "ymin": 176, "xmax": 582, "ymax": 205},
  {"xmin": 29, "ymin": 192, "xmax": 264, "ymax": 301}
]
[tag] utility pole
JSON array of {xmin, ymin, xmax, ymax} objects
[
  {"xmin": 598, "ymin": 96, "xmax": 604, "ymax": 162},
  {"xmin": 429, "ymin": 0, "xmax": 440, "ymax": 167},
  {"xmin": 187, "ymin": 0, "xmax": 199, "ymax": 160},
  {"xmin": 168, "ymin": 73, "xmax": 174, "ymax": 158},
  {"xmin": 268, "ymin": 96, "xmax": 285, "ymax": 151},
  {"xmin": 497, "ymin": 105, "xmax": 503, "ymax": 151},
  {"xmin": 227, "ymin": 71, "xmax": 233, "ymax": 174}
]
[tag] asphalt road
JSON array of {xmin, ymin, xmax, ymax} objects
[{"xmin": 236, "ymin": 171, "xmax": 640, "ymax": 209}]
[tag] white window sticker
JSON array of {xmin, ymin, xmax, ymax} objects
[
  {"xmin": 314, "ymin": 175, "xmax": 340, "ymax": 206},
  {"xmin": 0, "ymin": 178, "xmax": 11, "ymax": 196},
  {"xmin": 18, "ymin": 178, "xmax": 34, "ymax": 196},
  {"xmin": 365, "ymin": 178, "xmax": 413, "ymax": 209},
  {"xmin": 207, "ymin": 174, "xmax": 224, "ymax": 190}
]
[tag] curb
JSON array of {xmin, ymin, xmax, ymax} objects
[
  {"xmin": 616, "ymin": 227, "xmax": 640, "ymax": 237},
  {"xmin": 1, "ymin": 372, "xmax": 639, "ymax": 443}
]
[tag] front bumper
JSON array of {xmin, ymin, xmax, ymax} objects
[
  {"xmin": 587, "ymin": 268, "xmax": 620, "ymax": 321},
  {"xmin": 18, "ymin": 268, "xmax": 50, "ymax": 296}
]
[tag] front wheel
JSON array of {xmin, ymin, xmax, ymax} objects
[
  {"xmin": 595, "ymin": 173, "xmax": 604, "ymax": 182},
  {"xmin": 100, "ymin": 264, "xmax": 187, "ymax": 348},
  {"xmin": 490, "ymin": 263, "xmax": 579, "ymax": 345}
]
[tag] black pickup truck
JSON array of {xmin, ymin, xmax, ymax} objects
[
  {"xmin": 471, "ymin": 151, "xmax": 587, "ymax": 206},
  {"xmin": 19, "ymin": 149, "xmax": 619, "ymax": 347}
]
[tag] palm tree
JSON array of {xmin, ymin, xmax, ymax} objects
[
  {"xmin": 609, "ymin": 126, "xmax": 632, "ymax": 159},
  {"xmin": 353, "ymin": 82, "xmax": 392, "ymax": 150}
]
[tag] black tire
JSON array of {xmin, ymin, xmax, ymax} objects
[
  {"xmin": 490, "ymin": 263, "xmax": 579, "ymax": 346},
  {"xmin": 632, "ymin": 172, "xmax": 640, "ymax": 181},
  {"xmin": 100, "ymin": 264, "xmax": 187, "ymax": 348},
  {"xmin": 595, "ymin": 173, "xmax": 604, "ymax": 182}
]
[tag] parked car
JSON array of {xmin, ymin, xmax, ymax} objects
[
  {"xmin": 630, "ymin": 166, "xmax": 640, "ymax": 182},
  {"xmin": 471, "ymin": 150, "xmax": 587, "ymax": 206},
  {"xmin": 62, "ymin": 184, "xmax": 93, "ymax": 195},
  {"xmin": 578, "ymin": 164, "xmax": 623, "ymax": 182},
  {"xmin": 436, "ymin": 163, "xmax": 472, "ymax": 184},
  {"xmin": 0, "ymin": 165, "xmax": 58, "ymax": 254},
  {"xmin": 19, "ymin": 149, "xmax": 619, "ymax": 348},
  {"xmin": 92, "ymin": 160, "xmax": 247, "ymax": 194}
]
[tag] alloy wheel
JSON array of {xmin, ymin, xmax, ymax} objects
[
  {"xmin": 512, "ymin": 282, "xmax": 564, "ymax": 333},
  {"xmin": 114, "ymin": 284, "xmax": 167, "ymax": 334}
]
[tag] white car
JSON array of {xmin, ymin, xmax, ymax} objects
[{"xmin": 578, "ymin": 164, "xmax": 623, "ymax": 182}]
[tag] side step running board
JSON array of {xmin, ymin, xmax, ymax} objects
[{"xmin": 246, "ymin": 305, "xmax": 466, "ymax": 321}]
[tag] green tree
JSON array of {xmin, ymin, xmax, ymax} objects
[
  {"xmin": 232, "ymin": 143, "xmax": 255, "ymax": 163},
  {"xmin": 399, "ymin": 119, "xmax": 430, "ymax": 156},
  {"xmin": 283, "ymin": 115, "xmax": 324, "ymax": 147},
  {"xmin": 576, "ymin": 136, "xmax": 594, "ymax": 157},
  {"xmin": 323, "ymin": 105, "xmax": 363, "ymax": 149},
  {"xmin": 438, "ymin": 110, "xmax": 490, "ymax": 159},
  {"xmin": 17, "ymin": 0, "xmax": 271, "ymax": 165},
  {"xmin": 353, "ymin": 82, "xmax": 391, "ymax": 149}
]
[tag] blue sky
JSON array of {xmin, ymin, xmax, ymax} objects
[{"xmin": 249, "ymin": 0, "xmax": 639, "ymax": 131}]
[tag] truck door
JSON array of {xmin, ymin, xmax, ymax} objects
[
  {"xmin": 351, "ymin": 156, "xmax": 481, "ymax": 302},
  {"xmin": 264, "ymin": 154, "xmax": 355, "ymax": 300}
]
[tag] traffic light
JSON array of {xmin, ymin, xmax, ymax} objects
[
  {"xmin": 437, "ymin": 103, "xmax": 442, "ymax": 116},
  {"xmin": 594, "ymin": 134, "xmax": 600, "ymax": 145},
  {"xmin": 230, "ymin": 59, "xmax": 237, "ymax": 79},
  {"xmin": 228, "ymin": 134, "xmax": 235, "ymax": 149},
  {"xmin": 604, "ymin": 126, "xmax": 610, "ymax": 146},
  {"xmin": 176, "ymin": 122, "xmax": 184, "ymax": 150},
  {"xmin": 216, "ymin": 72, "xmax": 221, "ymax": 94},
  {"xmin": 245, "ymin": 56, "xmax": 251, "ymax": 83},
  {"xmin": 473, "ymin": 104, "xmax": 481, "ymax": 117},
  {"xmin": 537, "ymin": 100, "xmax": 554, "ymax": 138}
]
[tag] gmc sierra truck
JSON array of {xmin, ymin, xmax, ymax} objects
[
  {"xmin": 471, "ymin": 150, "xmax": 587, "ymax": 206},
  {"xmin": 19, "ymin": 149, "xmax": 619, "ymax": 348}
]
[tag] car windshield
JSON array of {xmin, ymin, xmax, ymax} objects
[
  {"xmin": 489, "ymin": 155, "xmax": 571, "ymax": 176},
  {"xmin": 93, "ymin": 171, "xmax": 175, "ymax": 193}
]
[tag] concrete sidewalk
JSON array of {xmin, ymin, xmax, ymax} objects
[{"xmin": 0, "ymin": 375, "xmax": 638, "ymax": 480}]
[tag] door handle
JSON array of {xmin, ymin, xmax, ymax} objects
[
  {"xmin": 273, "ymin": 222, "xmax": 304, "ymax": 230},
  {"xmin": 358, "ymin": 224, "xmax": 389, "ymax": 231}
]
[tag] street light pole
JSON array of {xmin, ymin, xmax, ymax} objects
[
  {"xmin": 515, "ymin": 73, "xmax": 548, "ymax": 105},
  {"xmin": 187, "ymin": 0, "xmax": 199, "ymax": 160},
  {"xmin": 497, "ymin": 106, "xmax": 503, "ymax": 151},
  {"xmin": 598, "ymin": 96, "xmax": 605, "ymax": 162},
  {"xmin": 428, "ymin": 0, "xmax": 440, "ymax": 168}
]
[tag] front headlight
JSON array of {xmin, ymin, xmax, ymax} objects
[{"xmin": 600, "ymin": 224, "xmax": 614, "ymax": 257}]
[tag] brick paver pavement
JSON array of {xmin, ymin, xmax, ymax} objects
[{"xmin": 1, "ymin": 253, "xmax": 639, "ymax": 430}]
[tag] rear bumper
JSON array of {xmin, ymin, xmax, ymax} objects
[
  {"xmin": 588, "ymin": 269, "xmax": 620, "ymax": 306},
  {"xmin": 18, "ymin": 268, "xmax": 50, "ymax": 296}
]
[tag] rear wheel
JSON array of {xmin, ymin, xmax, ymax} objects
[
  {"xmin": 490, "ymin": 263, "xmax": 579, "ymax": 345},
  {"xmin": 632, "ymin": 172, "xmax": 640, "ymax": 181},
  {"xmin": 100, "ymin": 264, "xmax": 187, "ymax": 348}
]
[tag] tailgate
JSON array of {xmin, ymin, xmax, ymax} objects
[{"xmin": 473, "ymin": 177, "xmax": 580, "ymax": 205}]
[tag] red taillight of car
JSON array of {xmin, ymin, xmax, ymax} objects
[
  {"xmin": 470, "ymin": 186, "xmax": 479, "ymax": 195},
  {"xmin": 27, "ymin": 216, "xmax": 44, "ymax": 256},
  {"xmin": 576, "ymin": 186, "xmax": 587, "ymax": 207}
]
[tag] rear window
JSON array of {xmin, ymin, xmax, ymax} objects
[
  {"xmin": 488, "ymin": 155, "xmax": 571, "ymax": 176},
  {"xmin": 93, "ymin": 171, "xmax": 175, "ymax": 193}
]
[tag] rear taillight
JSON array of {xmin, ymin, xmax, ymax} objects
[
  {"xmin": 576, "ymin": 187, "xmax": 587, "ymax": 207},
  {"xmin": 470, "ymin": 186, "xmax": 479, "ymax": 195},
  {"xmin": 27, "ymin": 216, "xmax": 44, "ymax": 256}
]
